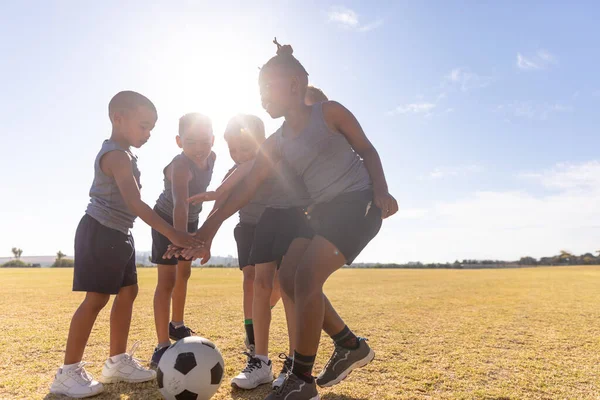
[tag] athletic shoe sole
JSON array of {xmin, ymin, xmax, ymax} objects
[
  {"xmin": 231, "ymin": 376, "xmax": 274, "ymax": 390},
  {"xmin": 49, "ymin": 389, "xmax": 104, "ymax": 398},
  {"xmin": 317, "ymin": 348, "xmax": 375, "ymax": 388},
  {"xmin": 98, "ymin": 375, "xmax": 156, "ymax": 384}
]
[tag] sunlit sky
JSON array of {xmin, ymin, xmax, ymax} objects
[{"xmin": 1, "ymin": 1, "xmax": 599, "ymax": 262}]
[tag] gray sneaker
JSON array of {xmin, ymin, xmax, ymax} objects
[
  {"xmin": 316, "ymin": 337, "xmax": 374, "ymax": 388},
  {"xmin": 265, "ymin": 373, "xmax": 319, "ymax": 400}
]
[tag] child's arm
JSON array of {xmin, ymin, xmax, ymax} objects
[
  {"xmin": 169, "ymin": 158, "xmax": 193, "ymax": 232},
  {"xmin": 188, "ymin": 161, "xmax": 254, "ymax": 205},
  {"xmin": 322, "ymin": 101, "xmax": 399, "ymax": 219},
  {"xmin": 100, "ymin": 150, "xmax": 201, "ymax": 248},
  {"xmin": 170, "ymin": 139, "xmax": 279, "ymax": 261}
]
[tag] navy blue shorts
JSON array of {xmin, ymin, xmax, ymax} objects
[
  {"xmin": 73, "ymin": 214, "xmax": 137, "ymax": 294},
  {"xmin": 151, "ymin": 207, "xmax": 199, "ymax": 266},
  {"xmin": 303, "ymin": 190, "xmax": 382, "ymax": 265},
  {"xmin": 234, "ymin": 222, "xmax": 256, "ymax": 270},
  {"xmin": 248, "ymin": 207, "xmax": 309, "ymax": 268}
]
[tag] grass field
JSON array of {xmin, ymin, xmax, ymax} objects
[{"xmin": 2, "ymin": 267, "xmax": 600, "ymax": 400}]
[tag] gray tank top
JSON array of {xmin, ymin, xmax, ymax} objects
[
  {"xmin": 85, "ymin": 140, "xmax": 140, "ymax": 234},
  {"xmin": 155, "ymin": 152, "xmax": 216, "ymax": 222},
  {"xmin": 226, "ymin": 164, "xmax": 269, "ymax": 225},
  {"xmin": 230, "ymin": 159, "xmax": 310, "ymax": 225},
  {"xmin": 266, "ymin": 159, "xmax": 311, "ymax": 209},
  {"xmin": 274, "ymin": 103, "xmax": 371, "ymax": 204}
]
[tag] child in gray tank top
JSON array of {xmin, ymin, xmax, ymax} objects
[
  {"xmin": 188, "ymin": 114, "xmax": 286, "ymax": 366},
  {"xmin": 176, "ymin": 40, "xmax": 399, "ymax": 399},
  {"xmin": 150, "ymin": 113, "xmax": 216, "ymax": 368},
  {"xmin": 51, "ymin": 91, "xmax": 201, "ymax": 399}
]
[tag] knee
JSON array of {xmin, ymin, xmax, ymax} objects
[
  {"xmin": 254, "ymin": 274, "xmax": 274, "ymax": 296},
  {"xmin": 294, "ymin": 272, "xmax": 322, "ymax": 299},
  {"xmin": 279, "ymin": 269, "xmax": 295, "ymax": 299},
  {"xmin": 177, "ymin": 265, "xmax": 192, "ymax": 281},
  {"xmin": 118, "ymin": 284, "xmax": 139, "ymax": 302},
  {"xmin": 243, "ymin": 267, "xmax": 255, "ymax": 290},
  {"xmin": 83, "ymin": 293, "xmax": 110, "ymax": 312},
  {"xmin": 157, "ymin": 275, "xmax": 176, "ymax": 293}
]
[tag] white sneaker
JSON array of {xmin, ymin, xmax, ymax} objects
[
  {"xmin": 50, "ymin": 362, "xmax": 104, "ymax": 398},
  {"xmin": 272, "ymin": 354, "xmax": 293, "ymax": 389},
  {"xmin": 231, "ymin": 354, "xmax": 273, "ymax": 389},
  {"xmin": 98, "ymin": 342, "xmax": 156, "ymax": 384}
]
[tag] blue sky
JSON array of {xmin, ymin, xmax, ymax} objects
[{"xmin": 1, "ymin": 1, "xmax": 599, "ymax": 262}]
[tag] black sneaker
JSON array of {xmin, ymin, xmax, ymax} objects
[
  {"xmin": 272, "ymin": 353, "xmax": 293, "ymax": 388},
  {"xmin": 316, "ymin": 337, "xmax": 374, "ymax": 388},
  {"xmin": 265, "ymin": 373, "xmax": 319, "ymax": 400},
  {"xmin": 150, "ymin": 345, "xmax": 170, "ymax": 370},
  {"xmin": 169, "ymin": 322, "xmax": 196, "ymax": 341}
]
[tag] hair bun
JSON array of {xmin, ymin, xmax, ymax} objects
[{"xmin": 273, "ymin": 37, "xmax": 294, "ymax": 56}]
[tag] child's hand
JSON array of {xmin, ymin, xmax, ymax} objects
[
  {"xmin": 163, "ymin": 244, "xmax": 183, "ymax": 259},
  {"xmin": 180, "ymin": 245, "xmax": 211, "ymax": 264},
  {"xmin": 168, "ymin": 230, "xmax": 204, "ymax": 249},
  {"xmin": 374, "ymin": 188, "xmax": 398, "ymax": 219},
  {"xmin": 188, "ymin": 191, "xmax": 217, "ymax": 205}
]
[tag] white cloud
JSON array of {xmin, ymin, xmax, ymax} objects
[
  {"xmin": 358, "ymin": 18, "xmax": 384, "ymax": 32},
  {"xmin": 328, "ymin": 7, "xmax": 358, "ymax": 27},
  {"xmin": 422, "ymin": 165, "xmax": 483, "ymax": 180},
  {"xmin": 328, "ymin": 6, "xmax": 383, "ymax": 32},
  {"xmin": 497, "ymin": 101, "xmax": 572, "ymax": 120},
  {"xmin": 375, "ymin": 161, "xmax": 600, "ymax": 263},
  {"xmin": 517, "ymin": 50, "xmax": 557, "ymax": 70},
  {"xmin": 387, "ymin": 102, "xmax": 436, "ymax": 115},
  {"xmin": 519, "ymin": 161, "xmax": 600, "ymax": 191},
  {"xmin": 444, "ymin": 68, "xmax": 492, "ymax": 91}
]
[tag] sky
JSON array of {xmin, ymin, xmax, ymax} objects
[{"xmin": 1, "ymin": 1, "xmax": 599, "ymax": 263}]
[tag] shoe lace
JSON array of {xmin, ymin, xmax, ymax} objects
[
  {"xmin": 278, "ymin": 353, "xmax": 293, "ymax": 373},
  {"xmin": 241, "ymin": 352, "xmax": 262, "ymax": 373},
  {"xmin": 183, "ymin": 326, "xmax": 196, "ymax": 336},
  {"xmin": 122, "ymin": 341, "xmax": 145, "ymax": 370},
  {"xmin": 68, "ymin": 362, "xmax": 94, "ymax": 385},
  {"xmin": 274, "ymin": 371, "xmax": 294, "ymax": 395}
]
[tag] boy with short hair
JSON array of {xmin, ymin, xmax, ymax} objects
[{"xmin": 50, "ymin": 91, "xmax": 200, "ymax": 398}]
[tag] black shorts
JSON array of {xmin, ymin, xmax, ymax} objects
[
  {"xmin": 234, "ymin": 223, "xmax": 256, "ymax": 270},
  {"xmin": 73, "ymin": 214, "xmax": 137, "ymax": 295},
  {"xmin": 248, "ymin": 207, "xmax": 310, "ymax": 268},
  {"xmin": 304, "ymin": 190, "xmax": 382, "ymax": 265},
  {"xmin": 151, "ymin": 207, "xmax": 199, "ymax": 265}
]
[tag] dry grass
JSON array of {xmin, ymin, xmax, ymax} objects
[{"xmin": 1, "ymin": 266, "xmax": 600, "ymax": 399}]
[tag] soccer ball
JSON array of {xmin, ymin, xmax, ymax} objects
[{"xmin": 157, "ymin": 336, "xmax": 225, "ymax": 400}]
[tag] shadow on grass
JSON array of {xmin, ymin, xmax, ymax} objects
[
  {"xmin": 43, "ymin": 380, "xmax": 161, "ymax": 400},
  {"xmin": 321, "ymin": 394, "xmax": 369, "ymax": 400}
]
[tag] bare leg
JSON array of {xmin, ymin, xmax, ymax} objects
[
  {"xmin": 270, "ymin": 269, "xmax": 281, "ymax": 308},
  {"xmin": 153, "ymin": 265, "xmax": 176, "ymax": 344},
  {"xmin": 252, "ymin": 261, "xmax": 278, "ymax": 357},
  {"xmin": 278, "ymin": 238, "xmax": 311, "ymax": 355},
  {"xmin": 293, "ymin": 236, "xmax": 346, "ymax": 357},
  {"xmin": 171, "ymin": 260, "xmax": 192, "ymax": 323},
  {"xmin": 64, "ymin": 292, "xmax": 110, "ymax": 364},
  {"xmin": 109, "ymin": 284, "xmax": 138, "ymax": 357}
]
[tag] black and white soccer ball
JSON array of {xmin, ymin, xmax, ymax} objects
[{"xmin": 157, "ymin": 336, "xmax": 225, "ymax": 400}]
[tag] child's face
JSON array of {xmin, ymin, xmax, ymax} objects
[
  {"xmin": 226, "ymin": 135, "xmax": 259, "ymax": 165},
  {"xmin": 116, "ymin": 106, "xmax": 157, "ymax": 148},
  {"xmin": 177, "ymin": 124, "xmax": 214, "ymax": 163},
  {"xmin": 259, "ymin": 67, "xmax": 302, "ymax": 119}
]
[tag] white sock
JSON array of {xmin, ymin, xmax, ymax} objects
[
  {"xmin": 61, "ymin": 362, "xmax": 80, "ymax": 372},
  {"xmin": 256, "ymin": 354, "xmax": 269, "ymax": 364},
  {"xmin": 171, "ymin": 321, "xmax": 184, "ymax": 329},
  {"xmin": 109, "ymin": 353, "xmax": 126, "ymax": 363},
  {"xmin": 157, "ymin": 341, "xmax": 171, "ymax": 349}
]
